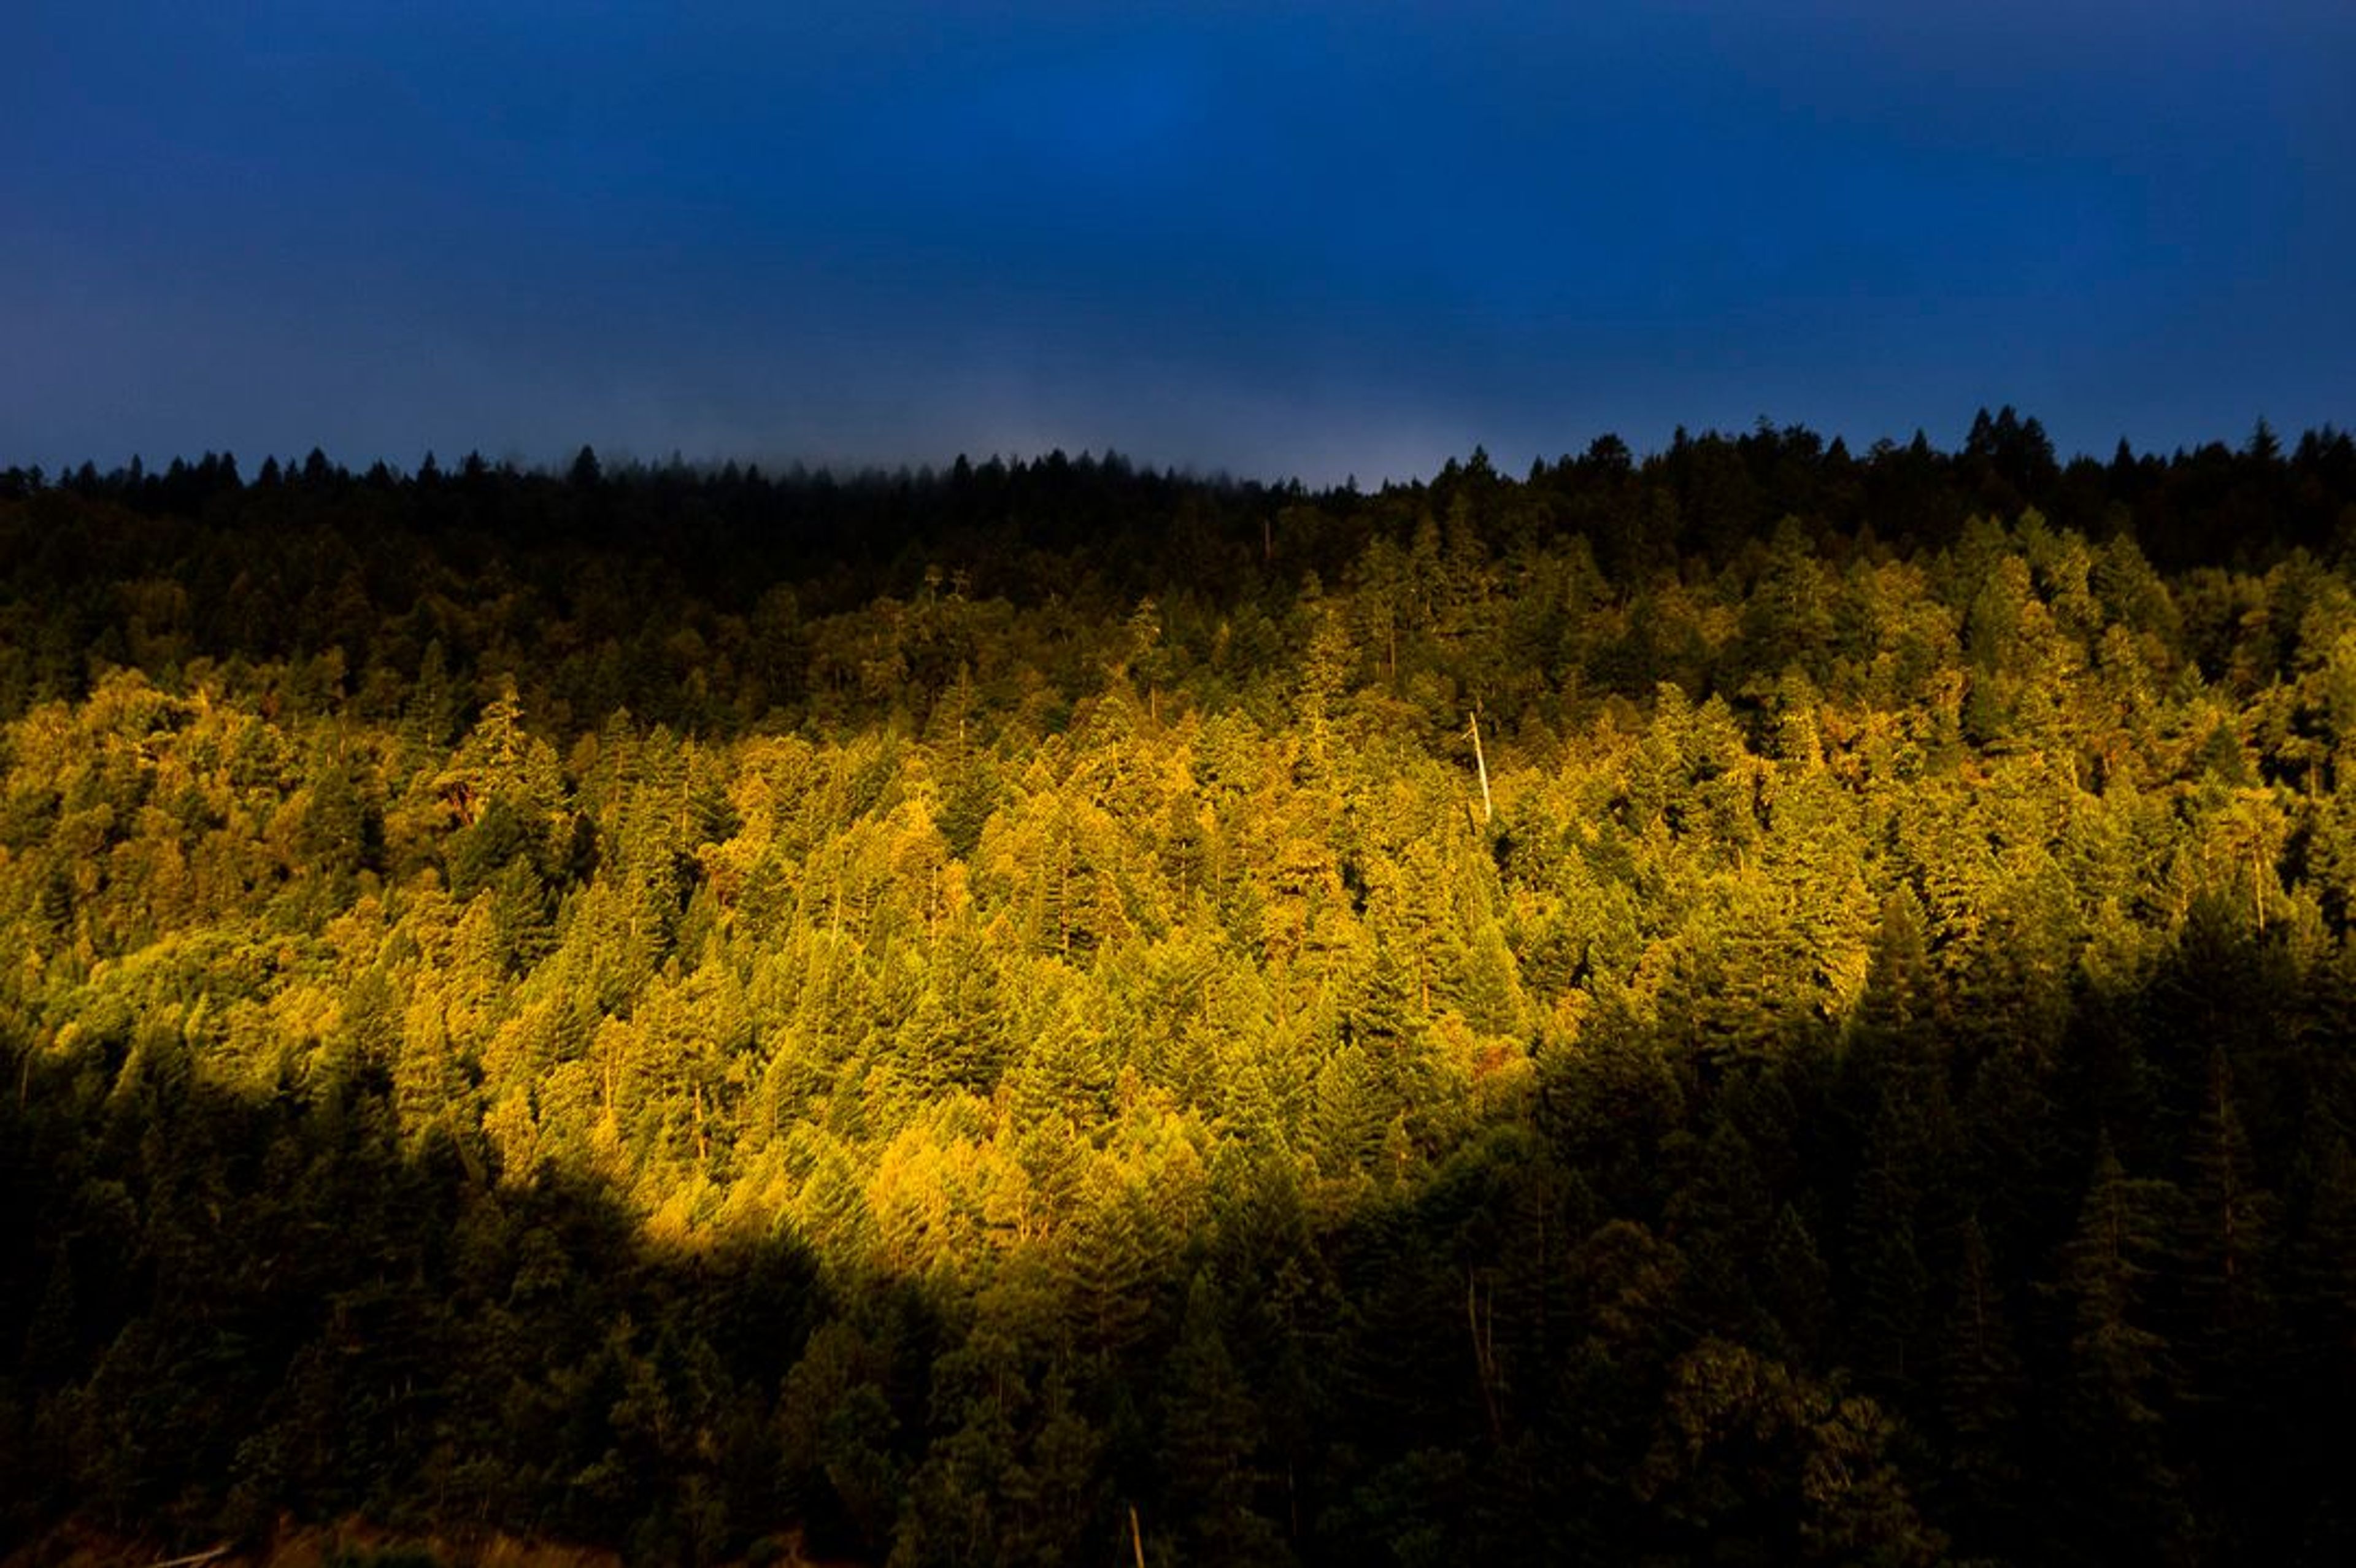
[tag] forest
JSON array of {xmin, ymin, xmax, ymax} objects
[{"xmin": 6, "ymin": 410, "xmax": 2356, "ymax": 1565}]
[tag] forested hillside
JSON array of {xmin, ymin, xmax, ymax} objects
[{"xmin": 6, "ymin": 417, "xmax": 2356, "ymax": 1565}]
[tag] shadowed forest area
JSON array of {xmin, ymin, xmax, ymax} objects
[{"xmin": 7, "ymin": 414, "xmax": 2356, "ymax": 1564}]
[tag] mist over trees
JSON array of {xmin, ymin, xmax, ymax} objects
[{"xmin": 5, "ymin": 413, "xmax": 2356, "ymax": 1564}]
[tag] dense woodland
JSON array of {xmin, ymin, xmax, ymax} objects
[{"xmin": 6, "ymin": 412, "xmax": 2356, "ymax": 1565}]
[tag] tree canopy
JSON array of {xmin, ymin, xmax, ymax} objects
[{"xmin": 5, "ymin": 418, "xmax": 2356, "ymax": 1564}]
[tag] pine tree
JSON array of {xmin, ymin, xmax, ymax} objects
[
  {"xmin": 1158, "ymin": 1271, "xmax": 1283, "ymax": 1563},
  {"xmin": 1761, "ymin": 1204, "xmax": 1833, "ymax": 1367},
  {"xmin": 2049, "ymin": 1135, "xmax": 2188, "ymax": 1558},
  {"xmin": 1930, "ymin": 1214, "xmax": 2024, "ymax": 1555}
]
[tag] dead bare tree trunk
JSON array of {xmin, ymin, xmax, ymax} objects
[{"xmin": 1469, "ymin": 710, "xmax": 1493, "ymax": 825}]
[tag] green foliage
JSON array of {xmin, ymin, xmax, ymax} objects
[{"xmin": 6, "ymin": 431, "xmax": 2356, "ymax": 1562}]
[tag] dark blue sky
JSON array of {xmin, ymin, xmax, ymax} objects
[{"xmin": 9, "ymin": 2, "xmax": 2351, "ymax": 483}]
